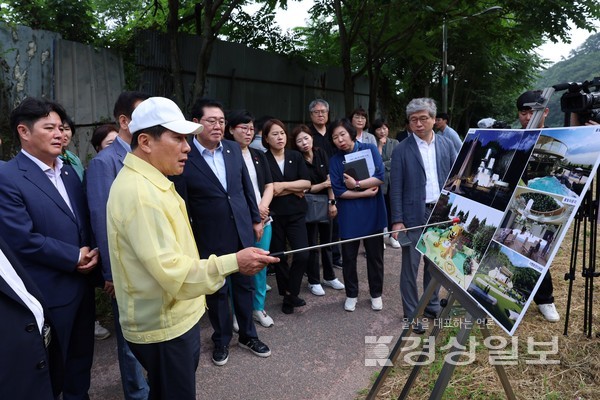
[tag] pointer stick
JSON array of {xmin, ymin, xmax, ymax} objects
[{"xmin": 269, "ymin": 217, "xmax": 461, "ymax": 257}]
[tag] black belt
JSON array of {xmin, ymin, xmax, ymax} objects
[{"xmin": 42, "ymin": 323, "xmax": 51, "ymax": 348}]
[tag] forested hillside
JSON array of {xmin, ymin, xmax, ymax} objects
[{"xmin": 535, "ymin": 33, "xmax": 600, "ymax": 127}]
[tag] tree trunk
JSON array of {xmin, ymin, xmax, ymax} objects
[
  {"xmin": 334, "ymin": 0, "xmax": 355, "ymax": 115},
  {"xmin": 167, "ymin": 0, "xmax": 184, "ymax": 108}
]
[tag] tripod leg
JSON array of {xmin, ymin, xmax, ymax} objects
[{"xmin": 563, "ymin": 204, "xmax": 582, "ymax": 336}]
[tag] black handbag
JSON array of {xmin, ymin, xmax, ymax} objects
[{"xmin": 304, "ymin": 193, "xmax": 329, "ymax": 223}]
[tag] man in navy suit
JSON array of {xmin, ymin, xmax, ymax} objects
[
  {"xmin": 0, "ymin": 97, "xmax": 99, "ymax": 399},
  {"xmin": 86, "ymin": 91, "xmax": 150, "ymax": 399},
  {"xmin": 390, "ymin": 98, "xmax": 458, "ymax": 334},
  {"xmin": 174, "ymin": 98, "xmax": 271, "ymax": 366},
  {"xmin": 0, "ymin": 235, "xmax": 63, "ymax": 400}
]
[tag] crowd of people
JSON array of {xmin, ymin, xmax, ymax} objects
[{"xmin": 0, "ymin": 91, "xmax": 564, "ymax": 399}]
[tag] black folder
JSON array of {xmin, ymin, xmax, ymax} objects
[{"xmin": 343, "ymin": 158, "xmax": 370, "ymax": 181}]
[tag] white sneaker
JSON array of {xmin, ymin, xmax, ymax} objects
[
  {"xmin": 344, "ymin": 297, "xmax": 357, "ymax": 312},
  {"xmin": 253, "ymin": 310, "xmax": 274, "ymax": 328},
  {"xmin": 94, "ymin": 320, "xmax": 111, "ymax": 340},
  {"xmin": 232, "ymin": 314, "xmax": 239, "ymax": 332},
  {"xmin": 371, "ymin": 297, "xmax": 383, "ymax": 311},
  {"xmin": 309, "ymin": 283, "xmax": 325, "ymax": 296},
  {"xmin": 266, "ymin": 283, "xmax": 272, "ymax": 292},
  {"xmin": 323, "ymin": 278, "xmax": 345, "ymax": 290},
  {"xmin": 388, "ymin": 236, "xmax": 401, "ymax": 249},
  {"xmin": 538, "ymin": 303, "xmax": 560, "ymax": 322}
]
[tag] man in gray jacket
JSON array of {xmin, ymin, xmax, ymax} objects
[{"xmin": 390, "ymin": 98, "xmax": 458, "ymax": 333}]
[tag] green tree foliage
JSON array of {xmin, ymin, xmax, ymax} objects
[
  {"xmin": 222, "ymin": 3, "xmax": 298, "ymax": 54},
  {"xmin": 2, "ymin": 0, "xmax": 599, "ymax": 123},
  {"xmin": 1, "ymin": 0, "xmax": 101, "ymax": 43},
  {"xmin": 512, "ymin": 267, "xmax": 538, "ymax": 294},
  {"xmin": 471, "ymin": 225, "xmax": 495, "ymax": 258},
  {"xmin": 535, "ymin": 33, "xmax": 600, "ymax": 127},
  {"xmin": 299, "ymin": 0, "xmax": 600, "ymax": 132},
  {"xmin": 467, "ymin": 216, "xmax": 480, "ymax": 233}
]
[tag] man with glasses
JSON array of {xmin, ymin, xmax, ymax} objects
[
  {"xmin": 308, "ymin": 99, "xmax": 334, "ymax": 157},
  {"xmin": 307, "ymin": 99, "xmax": 343, "ymax": 268},
  {"xmin": 389, "ymin": 98, "xmax": 457, "ymax": 334},
  {"xmin": 174, "ymin": 98, "xmax": 271, "ymax": 366}
]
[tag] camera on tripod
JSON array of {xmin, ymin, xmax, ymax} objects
[{"xmin": 553, "ymin": 77, "xmax": 600, "ymax": 124}]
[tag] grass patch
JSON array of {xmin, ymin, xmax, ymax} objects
[{"xmin": 361, "ymin": 225, "xmax": 600, "ymax": 399}]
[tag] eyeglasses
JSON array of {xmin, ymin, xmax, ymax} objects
[
  {"xmin": 201, "ymin": 118, "xmax": 227, "ymax": 127},
  {"xmin": 352, "ymin": 115, "xmax": 366, "ymax": 120},
  {"xmin": 409, "ymin": 116, "xmax": 432, "ymax": 124},
  {"xmin": 235, "ymin": 125, "xmax": 255, "ymax": 133},
  {"xmin": 311, "ymin": 110, "xmax": 328, "ymax": 115}
]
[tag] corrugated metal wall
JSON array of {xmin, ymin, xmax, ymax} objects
[
  {"xmin": 135, "ymin": 30, "xmax": 370, "ymax": 126},
  {"xmin": 0, "ymin": 23, "xmax": 124, "ymax": 163},
  {"xmin": 54, "ymin": 39, "xmax": 125, "ymax": 163}
]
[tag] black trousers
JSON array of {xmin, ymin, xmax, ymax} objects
[
  {"xmin": 49, "ymin": 285, "xmax": 95, "ymax": 400},
  {"xmin": 128, "ymin": 321, "xmax": 201, "ymax": 400},
  {"xmin": 534, "ymin": 270, "xmax": 554, "ymax": 305},
  {"xmin": 206, "ymin": 272, "xmax": 257, "ymax": 347},
  {"xmin": 271, "ymin": 213, "xmax": 309, "ymax": 297},
  {"xmin": 306, "ymin": 221, "xmax": 335, "ymax": 284},
  {"xmin": 331, "ymin": 216, "xmax": 342, "ymax": 265},
  {"xmin": 341, "ymin": 235, "xmax": 384, "ymax": 298}
]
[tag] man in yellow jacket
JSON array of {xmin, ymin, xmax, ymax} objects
[{"xmin": 107, "ymin": 97, "xmax": 278, "ymax": 400}]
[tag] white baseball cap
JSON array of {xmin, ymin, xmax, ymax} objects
[{"xmin": 129, "ymin": 97, "xmax": 203, "ymax": 135}]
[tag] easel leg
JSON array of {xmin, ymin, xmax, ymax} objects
[
  {"xmin": 479, "ymin": 324, "xmax": 517, "ymax": 400},
  {"xmin": 397, "ymin": 293, "xmax": 456, "ymax": 400},
  {"xmin": 367, "ymin": 277, "xmax": 440, "ymax": 399},
  {"xmin": 428, "ymin": 312, "xmax": 475, "ymax": 400}
]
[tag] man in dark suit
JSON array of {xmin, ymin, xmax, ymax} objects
[
  {"xmin": 86, "ymin": 91, "xmax": 151, "ymax": 399},
  {"xmin": 0, "ymin": 236, "xmax": 63, "ymax": 400},
  {"xmin": 390, "ymin": 98, "xmax": 458, "ymax": 333},
  {"xmin": 175, "ymin": 98, "xmax": 270, "ymax": 367},
  {"xmin": 0, "ymin": 97, "xmax": 99, "ymax": 399}
]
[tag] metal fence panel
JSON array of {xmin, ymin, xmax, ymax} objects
[{"xmin": 135, "ymin": 30, "xmax": 370, "ymax": 126}]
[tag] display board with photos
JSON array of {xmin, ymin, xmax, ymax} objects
[{"xmin": 417, "ymin": 125, "xmax": 600, "ymax": 335}]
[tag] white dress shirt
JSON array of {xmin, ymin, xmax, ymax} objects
[{"xmin": 413, "ymin": 133, "xmax": 440, "ymax": 203}]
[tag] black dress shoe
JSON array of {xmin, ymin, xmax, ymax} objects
[
  {"xmin": 239, "ymin": 338, "xmax": 271, "ymax": 357},
  {"xmin": 412, "ymin": 323, "xmax": 426, "ymax": 335},
  {"xmin": 423, "ymin": 311, "xmax": 438, "ymax": 319},
  {"xmin": 284, "ymin": 295, "xmax": 306, "ymax": 307},
  {"xmin": 212, "ymin": 346, "xmax": 229, "ymax": 366},
  {"xmin": 282, "ymin": 303, "xmax": 294, "ymax": 314}
]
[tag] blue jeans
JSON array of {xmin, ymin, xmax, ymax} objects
[{"xmin": 112, "ymin": 299, "xmax": 150, "ymax": 400}]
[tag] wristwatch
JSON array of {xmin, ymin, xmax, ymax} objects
[{"xmin": 328, "ymin": 199, "xmax": 337, "ymax": 206}]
